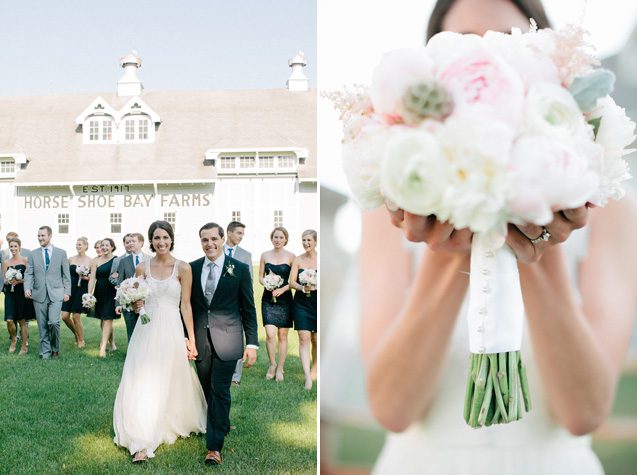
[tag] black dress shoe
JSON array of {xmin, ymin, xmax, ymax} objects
[{"xmin": 52, "ymin": 352, "xmax": 59, "ymax": 357}]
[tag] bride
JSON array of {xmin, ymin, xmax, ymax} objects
[
  {"xmin": 113, "ymin": 220, "xmax": 206, "ymax": 463},
  {"xmin": 358, "ymin": 0, "xmax": 637, "ymax": 474}
]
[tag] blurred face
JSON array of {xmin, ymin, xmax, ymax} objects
[
  {"xmin": 271, "ymin": 230, "xmax": 286, "ymax": 249},
  {"xmin": 101, "ymin": 240, "xmax": 113, "ymax": 255},
  {"xmin": 226, "ymin": 227, "xmax": 245, "ymax": 247},
  {"xmin": 442, "ymin": 0, "xmax": 529, "ymax": 35},
  {"xmin": 9, "ymin": 241, "xmax": 20, "ymax": 257},
  {"xmin": 200, "ymin": 227, "xmax": 224, "ymax": 260},
  {"xmin": 94, "ymin": 241, "xmax": 103, "ymax": 256},
  {"xmin": 152, "ymin": 228, "xmax": 172, "ymax": 255},
  {"xmin": 302, "ymin": 234, "xmax": 316, "ymax": 252},
  {"xmin": 76, "ymin": 240, "xmax": 88, "ymax": 253},
  {"xmin": 38, "ymin": 228, "xmax": 52, "ymax": 247},
  {"xmin": 124, "ymin": 236, "xmax": 135, "ymax": 253},
  {"xmin": 129, "ymin": 236, "xmax": 143, "ymax": 254}
]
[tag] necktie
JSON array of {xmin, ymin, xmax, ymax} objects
[
  {"xmin": 227, "ymin": 247, "xmax": 234, "ymax": 258},
  {"xmin": 135, "ymin": 255, "xmax": 140, "ymax": 266},
  {"xmin": 44, "ymin": 248, "xmax": 50, "ymax": 271},
  {"xmin": 205, "ymin": 262, "xmax": 216, "ymax": 304}
]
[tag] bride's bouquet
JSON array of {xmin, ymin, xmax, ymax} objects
[
  {"xmin": 115, "ymin": 277, "xmax": 152, "ymax": 324},
  {"xmin": 5, "ymin": 268, "xmax": 22, "ymax": 292},
  {"xmin": 76, "ymin": 265, "xmax": 90, "ymax": 287},
  {"xmin": 329, "ymin": 22, "xmax": 635, "ymax": 428},
  {"xmin": 299, "ymin": 269, "xmax": 318, "ymax": 296},
  {"xmin": 264, "ymin": 271, "xmax": 285, "ymax": 303},
  {"xmin": 81, "ymin": 293, "xmax": 97, "ymax": 309}
]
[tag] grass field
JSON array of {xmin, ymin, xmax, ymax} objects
[{"xmin": 0, "ymin": 276, "xmax": 317, "ymax": 475}]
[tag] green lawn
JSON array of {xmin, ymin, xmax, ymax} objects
[{"xmin": 0, "ymin": 277, "xmax": 316, "ymax": 474}]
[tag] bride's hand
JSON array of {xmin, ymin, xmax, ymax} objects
[
  {"xmin": 386, "ymin": 206, "xmax": 472, "ymax": 252},
  {"xmin": 186, "ymin": 339, "xmax": 198, "ymax": 360},
  {"xmin": 133, "ymin": 300, "xmax": 144, "ymax": 313},
  {"xmin": 505, "ymin": 205, "xmax": 590, "ymax": 263}
]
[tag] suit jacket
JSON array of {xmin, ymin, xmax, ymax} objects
[
  {"xmin": 227, "ymin": 245, "xmax": 253, "ymax": 279},
  {"xmin": 115, "ymin": 253, "xmax": 151, "ymax": 286},
  {"xmin": 190, "ymin": 255, "xmax": 258, "ymax": 361},
  {"xmin": 24, "ymin": 246, "xmax": 71, "ymax": 303}
]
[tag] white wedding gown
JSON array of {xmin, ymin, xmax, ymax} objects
[
  {"xmin": 372, "ymin": 229, "xmax": 605, "ymax": 474},
  {"xmin": 113, "ymin": 260, "xmax": 206, "ymax": 457}
]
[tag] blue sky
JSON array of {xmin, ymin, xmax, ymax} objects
[{"xmin": 0, "ymin": 0, "xmax": 316, "ymax": 96}]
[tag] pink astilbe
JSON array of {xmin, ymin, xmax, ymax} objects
[{"xmin": 551, "ymin": 24, "xmax": 599, "ymax": 87}]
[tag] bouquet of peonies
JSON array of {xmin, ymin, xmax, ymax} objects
[
  {"xmin": 299, "ymin": 269, "xmax": 318, "ymax": 296},
  {"xmin": 5, "ymin": 268, "xmax": 22, "ymax": 292},
  {"xmin": 264, "ymin": 271, "xmax": 285, "ymax": 303},
  {"xmin": 329, "ymin": 22, "xmax": 635, "ymax": 428},
  {"xmin": 76, "ymin": 265, "xmax": 90, "ymax": 287},
  {"xmin": 81, "ymin": 293, "xmax": 97, "ymax": 309},
  {"xmin": 115, "ymin": 276, "xmax": 152, "ymax": 324}
]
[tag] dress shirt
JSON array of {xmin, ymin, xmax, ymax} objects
[{"xmin": 41, "ymin": 245, "xmax": 53, "ymax": 268}]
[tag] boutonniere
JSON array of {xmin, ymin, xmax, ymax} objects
[{"xmin": 223, "ymin": 264, "xmax": 235, "ymax": 277}]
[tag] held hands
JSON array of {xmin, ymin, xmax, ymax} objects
[
  {"xmin": 387, "ymin": 203, "xmax": 590, "ymax": 262},
  {"xmin": 185, "ymin": 339, "xmax": 198, "ymax": 360},
  {"xmin": 243, "ymin": 348, "xmax": 257, "ymax": 368},
  {"xmin": 63, "ymin": 294, "xmax": 70, "ymax": 302},
  {"xmin": 24, "ymin": 289, "xmax": 32, "ymax": 299}
]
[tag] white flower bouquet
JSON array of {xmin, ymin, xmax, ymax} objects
[
  {"xmin": 5, "ymin": 268, "xmax": 22, "ymax": 292},
  {"xmin": 329, "ymin": 22, "xmax": 635, "ymax": 428},
  {"xmin": 81, "ymin": 293, "xmax": 97, "ymax": 309},
  {"xmin": 76, "ymin": 265, "xmax": 90, "ymax": 287},
  {"xmin": 264, "ymin": 271, "xmax": 285, "ymax": 303},
  {"xmin": 115, "ymin": 276, "xmax": 152, "ymax": 324},
  {"xmin": 299, "ymin": 269, "xmax": 318, "ymax": 296}
]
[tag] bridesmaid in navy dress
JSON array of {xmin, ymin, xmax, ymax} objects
[
  {"xmin": 89, "ymin": 237, "xmax": 119, "ymax": 357},
  {"xmin": 2, "ymin": 237, "xmax": 34, "ymax": 354},
  {"xmin": 61, "ymin": 237, "xmax": 92, "ymax": 349},
  {"xmin": 259, "ymin": 227, "xmax": 295, "ymax": 381},
  {"xmin": 290, "ymin": 230, "xmax": 318, "ymax": 390}
]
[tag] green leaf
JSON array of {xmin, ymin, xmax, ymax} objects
[
  {"xmin": 588, "ymin": 116, "xmax": 602, "ymax": 139},
  {"xmin": 569, "ymin": 69, "xmax": 616, "ymax": 113}
]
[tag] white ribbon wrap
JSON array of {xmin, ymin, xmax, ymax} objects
[{"xmin": 467, "ymin": 232, "xmax": 525, "ymax": 354}]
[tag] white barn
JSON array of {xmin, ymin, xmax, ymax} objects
[{"xmin": 0, "ymin": 52, "xmax": 317, "ymax": 261}]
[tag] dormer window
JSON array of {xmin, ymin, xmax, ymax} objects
[
  {"xmin": 0, "ymin": 159, "xmax": 16, "ymax": 176},
  {"xmin": 87, "ymin": 115, "xmax": 115, "ymax": 142},
  {"xmin": 121, "ymin": 114, "xmax": 153, "ymax": 143}
]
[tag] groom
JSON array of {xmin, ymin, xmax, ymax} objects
[
  {"xmin": 190, "ymin": 222, "xmax": 259, "ymax": 465},
  {"xmin": 24, "ymin": 226, "xmax": 71, "ymax": 359}
]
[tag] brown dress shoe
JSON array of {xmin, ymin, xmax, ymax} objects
[{"xmin": 204, "ymin": 450, "xmax": 222, "ymax": 465}]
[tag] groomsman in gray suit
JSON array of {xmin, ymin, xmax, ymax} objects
[
  {"xmin": 224, "ymin": 221, "xmax": 253, "ymax": 386},
  {"xmin": 113, "ymin": 232, "xmax": 151, "ymax": 340},
  {"xmin": 24, "ymin": 226, "xmax": 71, "ymax": 359},
  {"xmin": 109, "ymin": 233, "xmax": 133, "ymax": 285}
]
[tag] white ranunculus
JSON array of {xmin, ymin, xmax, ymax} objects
[
  {"xmin": 379, "ymin": 124, "xmax": 450, "ymax": 216},
  {"xmin": 342, "ymin": 124, "xmax": 398, "ymax": 209},
  {"xmin": 508, "ymin": 135, "xmax": 599, "ymax": 224},
  {"xmin": 370, "ymin": 48, "xmax": 434, "ymax": 118},
  {"xmin": 483, "ymin": 30, "xmax": 560, "ymax": 90},
  {"xmin": 437, "ymin": 114, "xmax": 516, "ymax": 232},
  {"xmin": 523, "ymin": 83, "xmax": 591, "ymax": 139}
]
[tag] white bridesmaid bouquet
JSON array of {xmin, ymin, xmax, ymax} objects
[
  {"xmin": 329, "ymin": 22, "xmax": 635, "ymax": 428},
  {"xmin": 81, "ymin": 293, "xmax": 97, "ymax": 309},
  {"xmin": 115, "ymin": 277, "xmax": 152, "ymax": 324},
  {"xmin": 5, "ymin": 268, "xmax": 22, "ymax": 292},
  {"xmin": 299, "ymin": 269, "xmax": 318, "ymax": 296},
  {"xmin": 76, "ymin": 265, "xmax": 90, "ymax": 287},
  {"xmin": 264, "ymin": 271, "xmax": 285, "ymax": 303}
]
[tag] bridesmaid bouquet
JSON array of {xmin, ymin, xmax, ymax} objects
[
  {"xmin": 116, "ymin": 277, "xmax": 152, "ymax": 324},
  {"xmin": 76, "ymin": 265, "xmax": 90, "ymax": 287},
  {"xmin": 299, "ymin": 269, "xmax": 318, "ymax": 296},
  {"xmin": 264, "ymin": 271, "xmax": 285, "ymax": 303},
  {"xmin": 329, "ymin": 22, "xmax": 635, "ymax": 427},
  {"xmin": 5, "ymin": 268, "xmax": 22, "ymax": 292},
  {"xmin": 81, "ymin": 293, "xmax": 97, "ymax": 309}
]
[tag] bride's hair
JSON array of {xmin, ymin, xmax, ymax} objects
[
  {"xmin": 426, "ymin": 0, "xmax": 551, "ymax": 41},
  {"xmin": 148, "ymin": 220, "xmax": 175, "ymax": 252}
]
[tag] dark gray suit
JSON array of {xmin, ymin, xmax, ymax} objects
[
  {"xmin": 114, "ymin": 253, "xmax": 150, "ymax": 340},
  {"xmin": 24, "ymin": 246, "xmax": 71, "ymax": 358}
]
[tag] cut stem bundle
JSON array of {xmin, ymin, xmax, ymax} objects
[{"xmin": 464, "ymin": 350, "xmax": 531, "ymax": 428}]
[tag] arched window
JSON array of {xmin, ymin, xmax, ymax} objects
[
  {"xmin": 84, "ymin": 115, "xmax": 115, "ymax": 143},
  {"xmin": 120, "ymin": 114, "xmax": 153, "ymax": 143}
]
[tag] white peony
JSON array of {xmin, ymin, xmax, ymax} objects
[
  {"xmin": 508, "ymin": 135, "xmax": 600, "ymax": 224},
  {"xmin": 523, "ymin": 83, "xmax": 592, "ymax": 140},
  {"xmin": 436, "ymin": 113, "xmax": 516, "ymax": 232},
  {"xmin": 425, "ymin": 31, "xmax": 484, "ymax": 73},
  {"xmin": 370, "ymin": 48, "xmax": 434, "ymax": 118},
  {"xmin": 379, "ymin": 124, "xmax": 450, "ymax": 216}
]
